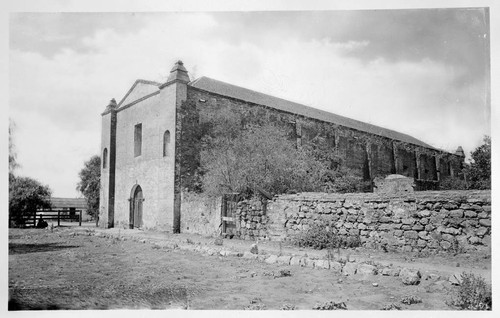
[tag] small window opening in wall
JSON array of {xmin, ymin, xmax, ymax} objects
[
  {"xmin": 134, "ymin": 123, "xmax": 142, "ymax": 157},
  {"xmin": 163, "ymin": 130, "xmax": 170, "ymax": 157},
  {"xmin": 103, "ymin": 148, "xmax": 108, "ymax": 169}
]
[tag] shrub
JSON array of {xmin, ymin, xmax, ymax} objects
[
  {"xmin": 312, "ymin": 301, "xmax": 347, "ymax": 310},
  {"xmin": 450, "ymin": 272, "xmax": 491, "ymax": 310},
  {"xmin": 439, "ymin": 176, "xmax": 468, "ymax": 190},
  {"xmin": 401, "ymin": 295, "xmax": 422, "ymax": 305},
  {"xmin": 381, "ymin": 303, "xmax": 401, "ymax": 310},
  {"xmin": 293, "ymin": 223, "xmax": 361, "ymax": 250},
  {"xmin": 281, "ymin": 303, "xmax": 297, "ymax": 310},
  {"xmin": 9, "ymin": 176, "xmax": 51, "ymax": 227},
  {"xmin": 293, "ymin": 223, "xmax": 339, "ymax": 249}
]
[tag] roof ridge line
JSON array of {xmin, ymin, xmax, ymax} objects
[{"xmin": 189, "ymin": 76, "xmax": 438, "ymax": 151}]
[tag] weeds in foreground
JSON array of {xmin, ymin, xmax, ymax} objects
[
  {"xmin": 281, "ymin": 303, "xmax": 297, "ymax": 310},
  {"xmin": 401, "ymin": 295, "xmax": 422, "ymax": 305},
  {"xmin": 449, "ymin": 272, "xmax": 492, "ymax": 310},
  {"xmin": 293, "ymin": 223, "xmax": 361, "ymax": 250},
  {"xmin": 312, "ymin": 301, "xmax": 347, "ymax": 310},
  {"xmin": 381, "ymin": 303, "xmax": 401, "ymax": 310}
]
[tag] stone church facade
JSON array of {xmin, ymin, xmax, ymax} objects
[{"xmin": 100, "ymin": 60, "xmax": 465, "ymax": 232}]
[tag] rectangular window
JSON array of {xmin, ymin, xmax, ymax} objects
[{"xmin": 134, "ymin": 123, "xmax": 142, "ymax": 157}]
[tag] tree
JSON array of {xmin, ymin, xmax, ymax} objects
[
  {"xmin": 9, "ymin": 119, "xmax": 19, "ymax": 181},
  {"xmin": 201, "ymin": 123, "xmax": 327, "ymax": 196},
  {"xmin": 466, "ymin": 135, "xmax": 491, "ymax": 190},
  {"xmin": 9, "ymin": 176, "xmax": 52, "ymax": 227},
  {"xmin": 77, "ymin": 155, "xmax": 101, "ymax": 219}
]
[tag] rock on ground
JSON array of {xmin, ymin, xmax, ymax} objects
[{"xmin": 400, "ymin": 268, "xmax": 421, "ymax": 285}]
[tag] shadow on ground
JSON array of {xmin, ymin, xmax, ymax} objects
[{"xmin": 9, "ymin": 243, "xmax": 80, "ymax": 255}]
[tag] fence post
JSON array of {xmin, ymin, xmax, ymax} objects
[
  {"xmin": 58, "ymin": 210, "xmax": 60, "ymax": 227},
  {"xmin": 79, "ymin": 210, "xmax": 82, "ymax": 226}
]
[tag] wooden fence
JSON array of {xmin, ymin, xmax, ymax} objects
[{"xmin": 10, "ymin": 210, "xmax": 83, "ymax": 227}]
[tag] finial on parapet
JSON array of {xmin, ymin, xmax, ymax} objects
[
  {"xmin": 455, "ymin": 146, "xmax": 465, "ymax": 157},
  {"xmin": 103, "ymin": 98, "xmax": 118, "ymax": 113},
  {"xmin": 165, "ymin": 60, "xmax": 190, "ymax": 84}
]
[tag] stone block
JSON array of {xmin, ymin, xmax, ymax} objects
[
  {"xmin": 412, "ymin": 224, "xmax": 424, "ymax": 231},
  {"xmin": 479, "ymin": 219, "xmax": 491, "ymax": 227},
  {"xmin": 349, "ymin": 229, "xmax": 360, "ymax": 236},
  {"xmin": 379, "ymin": 224, "xmax": 392, "ymax": 231},
  {"xmin": 418, "ymin": 231, "xmax": 429, "ymax": 240},
  {"xmin": 400, "ymin": 268, "xmax": 421, "ymax": 285},
  {"xmin": 347, "ymin": 215, "xmax": 357, "ymax": 222},
  {"xmin": 290, "ymin": 256, "xmax": 301, "ymax": 266},
  {"xmin": 394, "ymin": 230, "xmax": 403, "ymax": 237},
  {"xmin": 357, "ymin": 264, "xmax": 378, "ymax": 276},
  {"xmin": 468, "ymin": 236, "xmax": 482, "ymax": 245},
  {"xmin": 276, "ymin": 255, "xmax": 292, "ymax": 265},
  {"xmin": 402, "ymin": 218, "xmax": 415, "ymax": 225},
  {"xmin": 449, "ymin": 209, "xmax": 464, "ymax": 218},
  {"xmin": 464, "ymin": 210, "xmax": 477, "ymax": 218},
  {"xmin": 342, "ymin": 262, "xmax": 358, "ymax": 276},
  {"xmin": 265, "ymin": 255, "xmax": 278, "ymax": 264},
  {"xmin": 379, "ymin": 216, "xmax": 391, "ymax": 223},
  {"xmin": 329, "ymin": 261, "xmax": 343, "ymax": 273},
  {"xmin": 424, "ymin": 224, "xmax": 434, "ymax": 232},
  {"xmin": 440, "ymin": 241, "xmax": 452, "ymax": 250},
  {"xmin": 443, "ymin": 203, "xmax": 458, "ymax": 210},
  {"xmin": 477, "ymin": 212, "xmax": 488, "ymax": 218},
  {"xmin": 475, "ymin": 227, "xmax": 488, "ymax": 236},
  {"xmin": 315, "ymin": 259, "xmax": 330, "ymax": 269},
  {"xmin": 381, "ymin": 267, "xmax": 400, "ymax": 276},
  {"xmin": 404, "ymin": 230, "xmax": 418, "ymax": 239},
  {"xmin": 417, "ymin": 210, "xmax": 432, "ymax": 218}
]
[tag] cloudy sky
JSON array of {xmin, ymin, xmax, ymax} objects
[{"xmin": 8, "ymin": 8, "xmax": 491, "ymax": 197}]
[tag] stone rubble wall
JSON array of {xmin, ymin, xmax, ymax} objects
[
  {"xmin": 232, "ymin": 198, "xmax": 270, "ymax": 240},
  {"xmin": 233, "ymin": 190, "xmax": 491, "ymax": 253}
]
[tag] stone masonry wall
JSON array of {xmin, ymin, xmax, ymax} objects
[
  {"xmin": 186, "ymin": 87, "xmax": 464, "ymax": 183},
  {"xmin": 237, "ymin": 190, "xmax": 491, "ymax": 253},
  {"xmin": 232, "ymin": 198, "xmax": 269, "ymax": 240}
]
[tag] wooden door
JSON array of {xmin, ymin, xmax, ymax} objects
[{"xmin": 133, "ymin": 187, "xmax": 143, "ymax": 228}]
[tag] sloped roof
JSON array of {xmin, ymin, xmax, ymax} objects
[
  {"xmin": 50, "ymin": 197, "xmax": 87, "ymax": 209},
  {"xmin": 189, "ymin": 76, "xmax": 436, "ymax": 149}
]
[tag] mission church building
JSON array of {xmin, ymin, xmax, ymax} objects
[{"xmin": 100, "ymin": 60, "xmax": 465, "ymax": 232}]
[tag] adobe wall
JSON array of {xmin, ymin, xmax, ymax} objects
[
  {"xmin": 180, "ymin": 192, "xmax": 222, "ymax": 236},
  {"xmin": 110, "ymin": 84, "xmax": 177, "ymax": 230},
  {"xmin": 185, "ymin": 87, "xmax": 463, "ymax": 183},
  {"xmin": 229, "ymin": 190, "xmax": 491, "ymax": 253},
  {"xmin": 99, "ymin": 113, "xmax": 111, "ymax": 227}
]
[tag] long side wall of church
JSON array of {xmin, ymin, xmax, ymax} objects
[{"xmin": 185, "ymin": 88, "xmax": 463, "ymax": 183}]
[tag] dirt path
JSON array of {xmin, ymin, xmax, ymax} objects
[
  {"xmin": 8, "ymin": 227, "xmax": 483, "ymax": 310},
  {"xmin": 9, "ymin": 229, "xmax": 472, "ymax": 310}
]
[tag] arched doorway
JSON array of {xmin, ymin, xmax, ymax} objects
[{"xmin": 129, "ymin": 185, "xmax": 143, "ymax": 229}]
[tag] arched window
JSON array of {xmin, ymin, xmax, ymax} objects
[
  {"xmin": 103, "ymin": 148, "xmax": 108, "ymax": 169},
  {"xmin": 163, "ymin": 130, "xmax": 171, "ymax": 157}
]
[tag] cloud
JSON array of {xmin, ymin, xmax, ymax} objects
[{"xmin": 9, "ymin": 11, "xmax": 490, "ymax": 196}]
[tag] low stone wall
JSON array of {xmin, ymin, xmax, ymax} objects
[
  {"xmin": 180, "ymin": 192, "xmax": 221, "ymax": 236},
  {"xmin": 261, "ymin": 190, "xmax": 491, "ymax": 253},
  {"xmin": 232, "ymin": 198, "xmax": 269, "ymax": 240}
]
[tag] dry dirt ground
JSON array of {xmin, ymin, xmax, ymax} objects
[{"xmin": 8, "ymin": 227, "xmax": 490, "ymax": 310}]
